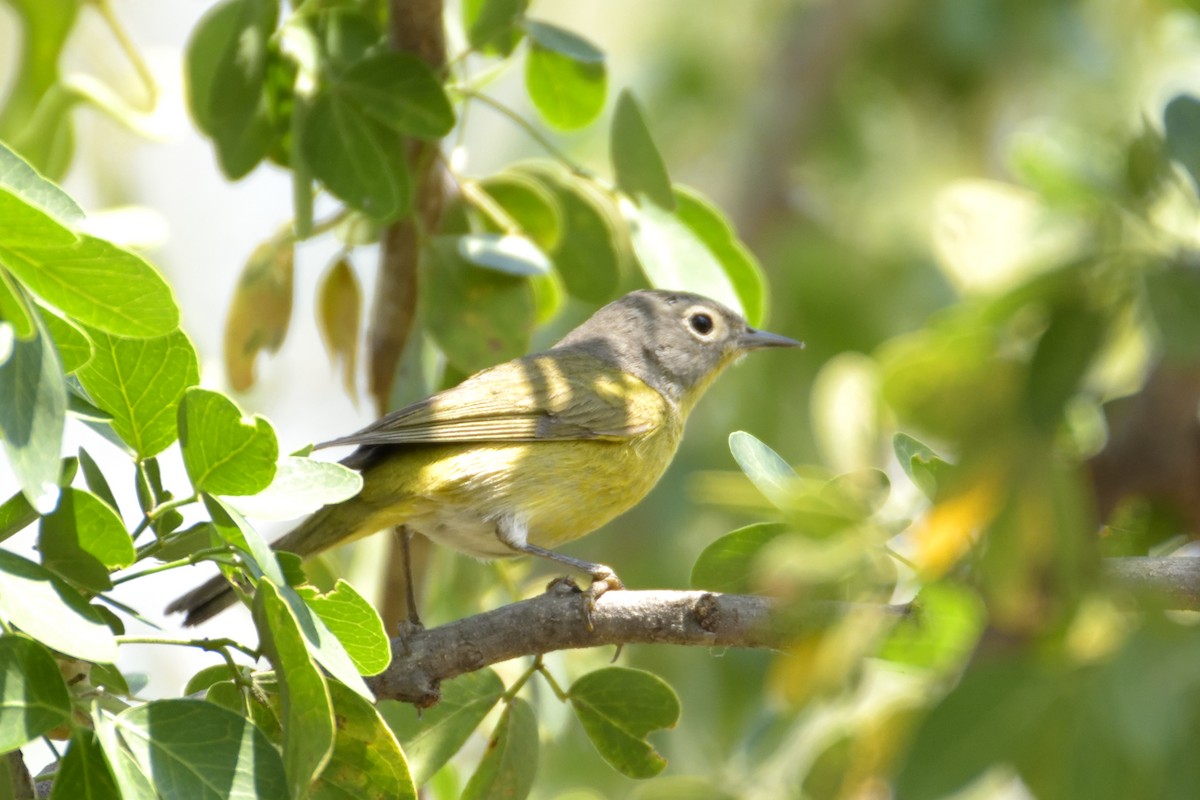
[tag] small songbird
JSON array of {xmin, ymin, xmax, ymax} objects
[{"xmin": 168, "ymin": 289, "xmax": 801, "ymax": 625}]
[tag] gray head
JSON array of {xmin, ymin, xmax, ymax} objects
[{"xmin": 553, "ymin": 289, "xmax": 801, "ymax": 410}]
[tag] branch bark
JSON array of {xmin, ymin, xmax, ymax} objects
[
  {"xmin": 366, "ymin": 584, "xmax": 909, "ymax": 706},
  {"xmin": 364, "ymin": 557, "xmax": 1200, "ymax": 707}
]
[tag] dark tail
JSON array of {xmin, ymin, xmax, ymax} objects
[{"xmin": 166, "ymin": 501, "xmax": 371, "ymax": 626}]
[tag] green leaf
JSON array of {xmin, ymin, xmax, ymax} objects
[
  {"xmin": 92, "ymin": 708, "xmax": 159, "ymax": 800},
  {"xmin": 299, "ymin": 579, "xmax": 390, "ymax": 676},
  {"xmin": 221, "ymin": 455, "xmax": 362, "ymax": 520},
  {"xmin": 311, "ymin": 679, "xmax": 416, "ymax": 800},
  {"xmin": 112, "ymin": 699, "xmax": 288, "ymax": 800},
  {"xmin": 0, "ymin": 316, "xmax": 64, "ymax": 513},
  {"xmin": 878, "ymin": 583, "xmax": 986, "ymax": 671},
  {"xmin": 186, "ymin": 0, "xmax": 279, "ymax": 178},
  {"xmin": 77, "ymin": 447, "xmax": 118, "ymax": 511},
  {"xmin": 421, "ymin": 236, "xmax": 534, "ymax": 373},
  {"xmin": 464, "ymin": 0, "xmax": 528, "ymax": 56},
  {"xmin": 728, "ymin": 431, "xmax": 796, "ymax": 510},
  {"xmin": 0, "ymin": 490, "xmax": 37, "ymax": 544},
  {"xmin": 38, "ymin": 307, "xmax": 91, "ymax": 373},
  {"xmin": 892, "ymin": 432, "xmax": 953, "ymax": 500},
  {"xmin": 0, "ymin": 141, "xmax": 84, "ymax": 223},
  {"xmin": 627, "ymin": 191, "xmax": 755, "ymax": 323},
  {"xmin": 534, "ymin": 170, "xmax": 621, "ymax": 303},
  {"xmin": 300, "ymin": 91, "xmax": 411, "ymax": 221},
  {"xmin": 0, "ymin": 234, "xmax": 179, "ymax": 337},
  {"xmin": 339, "ymin": 52, "xmax": 455, "ymax": 139},
  {"xmin": 525, "ymin": 44, "xmax": 606, "ymax": 131},
  {"xmin": 478, "ymin": 173, "xmax": 562, "ymax": 252},
  {"xmin": 49, "ymin": 728, "xmax": 121, "ymax": 800},
  {"xmin": 672, "ymin": 187, "xmax": 767, "ymax": 327},
  {"xmin": 1025, "ymin": 301, "xmax": 1105, "ymax": 430},
  {"xmin": 0, "ymin": 185, "xmax": 79, "ymax": 247},
  {"xmin": 611, "ymin": 90, "xmax": 674, "ymax": 210},
  {"xmin": 381, "ymin": 669, "xmax": 505, "ymax": 786},
  {"xmin": 1145, "ymin": 263, "xmax": 1200, "ymax": 363},
  {"xmin": 179, "ymin": 388, "xmax": 278, "ymax": 495},
  {"xmin": 0, "ymin": 270, "xmax": 35, "ymax": 339},
  {"xmin": 461, "ymin": 698, "xmax": 538, "ymax": 800},
  {"xmin": 0, "ymin": 550, "xmax": 117, "ymax": 662},
  {"xmin": 254, "ymin": 580, "xmax": 335, "ymax": 799},
  {"xmin": 523, "ymin": 20, "xmax": 605, "ymax": 62},
  {"xmin": 1164, "ymin": 94, "xmax": 1200, "ymax": 191},
  {"xmin": 895, "ymin": 657, "xmax": 1060, "ymax": 800},
  {"xmin": 568, "ymin": 667, "xmax": 680, "ymax": 778},
  {"xmin": 75, "ymin": 327, "xmax": 199, "ymax": 458},
  {"xmin": 206, "ymin": 496, "xmax": 374, "ymax": 700},
  {"xmin": 39, "ymin": 487, "xmax": 134, "ymax": 591},
  {"xmin": 0, "ymin": 635, "xmax": 71, "ymax": 751},
  {"xmin": 690, "ymin": 522, "xmax": 789, "ymax": 594},
  {"xmin": 457, "ymin": 233, "xmax": 552, "ymax": 276}
]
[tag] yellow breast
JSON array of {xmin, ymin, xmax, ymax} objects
[{"xmin": 353, "ymin": 389, "xmax": 684, "ymax": 559}]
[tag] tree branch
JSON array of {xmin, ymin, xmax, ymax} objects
[
  {"xmin": 366, "ymin": 584, "xmax": 909, "ymax": 706},
  {"xmin": 1104, "ymin": 557, "xmax": 1200, "ymax": 609},
  {"xmin": 364, "ymin": 557, "xmax": 1200, "ymax": 706}
]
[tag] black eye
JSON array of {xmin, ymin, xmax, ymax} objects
[{"xmin": 688, "ymin": 313, "xmax": 714, "ymax": 335}]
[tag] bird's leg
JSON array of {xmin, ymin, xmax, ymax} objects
[
  {"xmin": 398, "ymin": 525, "xmax": 423, "ymax": 630},
  {"xmin": 495, "ymin": 517, "xmax": 624, "ymax": 628}
]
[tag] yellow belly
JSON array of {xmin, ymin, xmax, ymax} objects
[{"xmin": 353, "ymin": 420, "xmax": 684, "ymax": 559}]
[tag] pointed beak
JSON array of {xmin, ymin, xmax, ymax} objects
[{"xmin": 737, "ymin": 327, "xmax": 804, "ymax": 351}]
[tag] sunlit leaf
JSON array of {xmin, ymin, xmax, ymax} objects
[
  {"xmin": 222, "ymin": 455, "xmax": 362, "ymax": 520},
  {"xmin": 299, "ymin": 579, "xmax": 390, "ymax": 676},
  {"xmin": 113, "ymin": 699, "xmax": 289, "ymax": 800},
  {"xmin": 254, "ymin": 580, "xmax": 335, "ymax": 798},
  {"xmin": 39, "ymin": 487, "xmax": 134, "ymax": 591},
  {"xmin": 0, "ymin": 550, "xmax": 117, "ymax": 662},
  {"xmin": 0, "ymin": 234, "xmax": 179, "ymax": 337},
  {"xmin": 0, "ymin": 635, "xmax": 71, "ymax": 751},
  {"xmin": 179, "ymin": 388, "xmax": 278, "ymax": 496},
  {"xmin": 75, "ymin": 327, "xmax": 199, "ymax": 458}
]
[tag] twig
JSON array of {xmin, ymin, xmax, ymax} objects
[{"xmin": 366, "ymin": 585, "xmax": 908, "ymax": 706}]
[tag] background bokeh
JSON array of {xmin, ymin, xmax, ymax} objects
[{"xmin": 6, "ymin": 0, "xmax": 1200, "ymax": 797}]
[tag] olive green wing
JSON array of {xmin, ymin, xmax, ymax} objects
[{"xmin": 316, "ymin": 352, "xmax": 669, "ymax": 449}]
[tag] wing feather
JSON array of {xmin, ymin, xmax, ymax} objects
[{"xmin": 316, "ymin": 351, "xmax": 668, "ymax": 450}]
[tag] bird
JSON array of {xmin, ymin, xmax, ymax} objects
[{"xmin": 168, "ymin": 289, "xmax": 801, "ymax": 626}]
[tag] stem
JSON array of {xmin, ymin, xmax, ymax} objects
[
  {"xmin": 502, "ymin": 658, "xmax": 540, "ymax": 701},
  {"xmin": 535, "ymin": 657, "xmax": 568, "ymax": 701},
  {"xmin": 459, "ymin": 180, "xmax": 522, "ymax": 234},
  {"xmin": 149, "ymin": 494, "xmax": 199, "ymax": 521},
  {"xmin": 883, "ymin": 545, "xmax": 919, "ymax": 572},
  {"xmin": 112, "ymin": 547, "xmax": 237, "ymax": 586},
  {"xmin": 461, "ymin": 90, "xmax": 591, "ymax": 177},
  {"xmin": 89, "ymin": 0, "xmax": 158, "ymax": 111},
  {"xmin": 118, "ymin": 635, "xmax": 260, "ymax": 661}
]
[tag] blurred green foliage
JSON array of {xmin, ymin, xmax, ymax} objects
[{"xmin": 8, "ymin": 0, "xmax": 1200, "ymax": 797}]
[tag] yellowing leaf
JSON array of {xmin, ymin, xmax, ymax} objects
[
  {"xmin": 911, "ymin": 475, "xmax": 1002, "ymax": 578},
  {"xmin": 316, "ymin": 256, "xmax": 361, "ymax": 402},
  {"xmin": 224, "ymin": 234, "xmax": 294, "ymax": 391}
]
